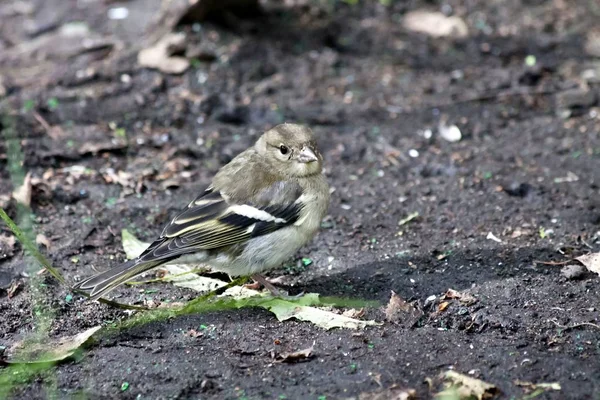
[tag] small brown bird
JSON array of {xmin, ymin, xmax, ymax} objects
[{"xmin": 74, "ymin": 123, "xmax": 330, "ymax": 300}]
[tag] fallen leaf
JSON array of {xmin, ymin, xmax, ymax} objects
[
  {"xmin": 275, "ymin": 345, "xmax": 314, "ymax": 363},
  {"xmin": 12, "ymin": 172, "xmax": 32, "ymax": 207},
  {"xmin": 444, "ymin": 288, "xmax": 477, "ymax": 305},
  {"xmin": 576, "ymin": 252, "xmax": 600, "ymax": 274},
  {"xmin": 6, "ymin": 326, "xmax": 102, "ymax": 364},
  {"xmin": 438, "ymin": 301, "xmax": 450, "ymax": 312},
  {"xmin": 262, "ymin": 294, "xmax": 380, "ymax": 330},
  {"xmin": 122, "ymin": 229, "xmax": 224, "ymax": 293},
  {"xmin": 162, "ymin": 264, "xmax": 227, "ymax": 292},
  {"xmin": 403, "ymin": 11, "xmax": 468, "ymax": 38},
  {"xmin": 437, "ymin": 370, "xmax": 500, "ymax": 400},
  {"xmin": 384, "ymin": 290, "xmax": 423, "ymax": 326},
  {"xmin": 138, "ymin": 33, "xmax": 190, "ymax": 74},
  {"xmin": 121, "ymin": 229, "xmax": 149, "ymax": 259},
  {"xmin": 121, "ymin": 230, "xmax": 378, "ymax": 329}
]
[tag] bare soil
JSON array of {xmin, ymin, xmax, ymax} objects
[{"xmin": 1, "ymin": 0, "xmax": 600, "ymax": 398}]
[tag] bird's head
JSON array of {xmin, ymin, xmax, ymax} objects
[{"xmin": 256, "ymin": 123, "xmax": 323, "ymax": 177}]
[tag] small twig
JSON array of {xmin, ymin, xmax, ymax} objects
[
  {"xmin": 549, "ymin": 319, "xmax": 600, "ymax": 331},
  {"xmin": 32, "ymin": 111, "xmax": 51, "ymax": 131},
  {"xmin": 533, "ymin": 259, "xmax": 571, "ymax": 266}
]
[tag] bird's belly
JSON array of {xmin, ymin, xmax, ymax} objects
[{"xmin": 210, "ymin": 227, "xmax": 311, "ymax": 276}]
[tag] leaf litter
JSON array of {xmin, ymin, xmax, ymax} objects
[
  {"xmin": 384, "ymin": 290, "xmax": 423, "ymax": 327},
  {"xmin": 121, "ymin": 229, "xmax": 380, "ymax": 330},
  {"xmin": 575, "ymin": 252, "xmax": 600, "ymax": 274},
  {"xmin": 5, "ymin": 326, "xmax": 101, "ymax": 364},
  {"xmin": 436, "ymin": 370, "xmax": 500, "ymax": 400}
]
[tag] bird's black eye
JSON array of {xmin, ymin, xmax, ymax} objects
[{"xmin": 279, "ymin": 145, "xmax": 289, "ymax": 155}]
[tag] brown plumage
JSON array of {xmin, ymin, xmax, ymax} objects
[{"xmin": 74, "ymin": 123, "xmax": 330, "ymax": 300}]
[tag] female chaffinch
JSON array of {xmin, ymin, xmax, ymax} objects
[{"xmin": 75, "ymin": 123, "xmax": 330, "ymax": 300}]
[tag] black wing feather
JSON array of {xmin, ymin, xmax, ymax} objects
[{"xmin": 136, "ymin": 182, "xmax": 303, "ymax": 263}]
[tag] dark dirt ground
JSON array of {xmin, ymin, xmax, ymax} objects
[{"xmin": 1, "ymin": 0, "xmax": 600, "ymax": 398}]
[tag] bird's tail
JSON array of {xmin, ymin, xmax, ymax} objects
[{"xmin": 73, "ymin": 258, "xmax": 162, "ymax": 301}]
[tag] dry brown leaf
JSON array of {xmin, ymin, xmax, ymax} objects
[
  {"xmin": 275, "ymin": 345, "xmax": 314, "ymax": 363},
  {"xmin": 576, "ymin": 253, "xmax": 600, "ymax": 274},
  {"xmin": 438, "ymin": 370, "xmax": 500, "ymax": 400},
  {"xmin": 384, "ymin": 290, "xmax": 423, "ymax": 326},
  {"xmin": 12, "ymin": 172, "xmax": 32, "ymax": 206},
  {"xmin": 444, "ymin": 288, "xmax": 477, "ymax": 305},
  {"xmin": 342, "ymin": 308, "xmax": 366, "ymax": 319}
]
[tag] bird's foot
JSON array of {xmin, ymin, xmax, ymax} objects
[{"xmin": 249, "ymin": 274, "xmax": 304, "ymax": 300}]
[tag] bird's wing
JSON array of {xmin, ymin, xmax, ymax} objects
[{"xmin": 136, "ymin": 182, "xmax": 303, "ymax": 262}]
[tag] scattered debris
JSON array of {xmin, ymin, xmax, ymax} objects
[
  {"xmin": 439, "ymin": 123, "xmax": 462, "ymax": 142},
  {"xmin": 6, "ymin": 326, "xmax": 102, "ymax": 364},
  {"xmin": 107, "ymin": 7, "xmax": 129, "ymax": 20},
  {"xmin": 11, "ymin": 172, "xmax": 32, "ymax": 207},
  {"xmin": 500, "ymin": 182, "xmax": 531, "ymax": 198},
  {"xmin": 575, "ymin": 252, "xmax": 600, "ymax": 275},
  {"xmin": 0, "ymin": 234, "xmax": 17, "ymax": 260},
  {"xmin": 403, "ymin": 11, "xmax": 469, "ymax": 38},
  {"xmin": 514, "ymin": 380, "xmax": 561, "ymax": 395},
  {"xmin": 384, "ymin": 290, "xmax": 423, "ymax": 326},
  {"xmin": 486, "ymin": 232, "xmax": 502, "ymax": 243},
  {"xmin": 438, "ymin": 370, "xmax": 500, "ymax": 400},
  {"xmin": 554, "ymin": 172, "xmax": 579, "ymax": 183},
  {"xmin": 275, "ymin": 345, "xmax": 314, "ymax": 363},
  {"xmin": 342, "ymin": 308, "xmax": 366, "ymax": 319},
  {"xmin": 359, "ymin": 386, "xmax": 417, "ymax": 400},
  {"xmin": 146, "ymin": 0, "xmax": 261, "ymax": 45},
  {"xmin": 549, "ymin": 319, "xmax": 600, "ymax": 332},
  {"xmin": 0, "ymin": 75, "xmax": 6, "ymax": 97},
  {"xmin": 584, "ymin": 28, "xmax": 600, "ymax": 57},
  {"xmin": 7, "ymin": 279, "xmax": 22, "ymax": 299},
  {"xmin": 35, "ymin": 234, "xmax": 51, "ymax": 250},
  {"xmin": 444, "ymin": 288, "xmax": 477, "ymax": 305},
  {"xmin": 560, "ymin": 264, "xmax": 586, "ymax": 280},
  {"xmin": 555, "ymin": 87, "xmax": 597, "ymax": 111},
  {"xmin": 138, "ymin": 33, "xmax": 190, "ymax": 74},
  {"xmin": 398, "ymin": 212, "xmax": 420, "ymax": 226}
]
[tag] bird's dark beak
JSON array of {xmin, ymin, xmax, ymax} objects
[{"xmin": 297, "ymin": 146, "xmax": 318, "ymax": 163}]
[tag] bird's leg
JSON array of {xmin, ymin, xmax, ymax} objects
[{"xmin": 250, "ymin": 274, "xmax": 304, "ymax": 299}]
